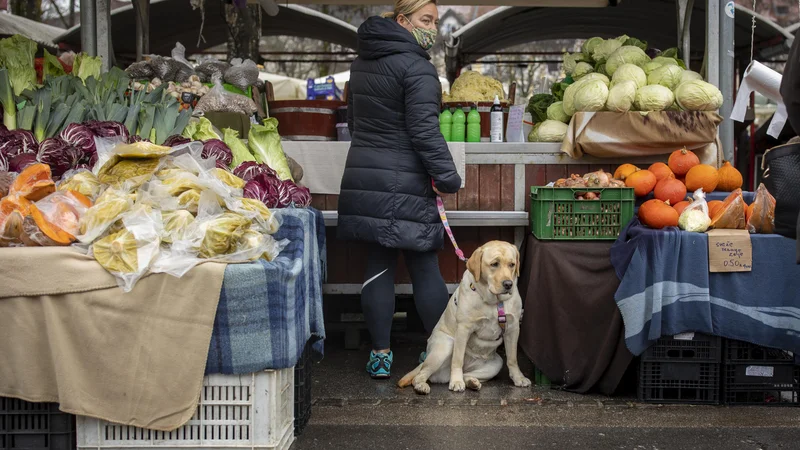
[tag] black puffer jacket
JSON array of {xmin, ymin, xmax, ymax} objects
[{"xmin": 337, "ymin": 17, "xmax": 461, "ymax": 253}]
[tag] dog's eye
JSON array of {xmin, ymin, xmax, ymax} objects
[
  {"xmin": 510, "ymin": 263, "xmax": 516, "ymax": 268},
  {"xmin": 491, "ymin": 262, "xmax": 499, "ymax": 268}
]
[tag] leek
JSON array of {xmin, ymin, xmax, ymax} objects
[
  {"xmin": 34, "ymin": 92, "xmax": 51, "ymax": 142},
  {"xmin": 0, "ymin": 69, "xmax": 16, "ymax": 129},
  {"xmin": 17, "ymin": 103, "xmax": 36, "ymax": 131},
  {"xmin": 45, "ymin": 103, "xmax": 69, "ymax": 138}
]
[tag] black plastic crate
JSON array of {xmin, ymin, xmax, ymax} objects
[
  {"xmin": 294, "ymin": 340, "xmax": 313, "ymax": 436},
  {"xmin": 642, "ymin": 333, "xmax": 722, "ymax": 363},
  {"xmin": 0, "ymin": 398, "xmax": 75, "ymax": 450},
  {"xmin": 723, "ymin": 339, "xmax": 799, "ymax": 406},
  {"xmin": 638, "ymin": 361, "xmax": 720, "ymax": 405}
]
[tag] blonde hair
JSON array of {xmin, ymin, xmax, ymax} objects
[{"xmin": 381, "ymin": 0, "xmax": 437, "ymax": 20}]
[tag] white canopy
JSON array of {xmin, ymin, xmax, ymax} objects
[
  {"xmin": 258, "ymin": 72, "xmax": 308, "ymax": 100},
  {"xmin": 316, "ymin": 70, "xmax": 452, "ymax": 93}
]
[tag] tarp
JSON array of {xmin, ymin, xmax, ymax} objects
[{"xmin": 259, "ymin": 72, "xmax": 307, "ymax": 100}]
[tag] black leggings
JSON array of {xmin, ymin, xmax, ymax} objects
[{"xmin": 361, "ymin": 243, "xmax": 449, "ymax": 350}]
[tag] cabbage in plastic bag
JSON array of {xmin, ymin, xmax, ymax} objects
[
  {"xmin": 78, "ymin": 187, "xmax": 135, "ymax": 243},
  {"xmin": 98, "ymin": 157, "xmax": 162, "ymax": 187},
  {"xmin": 197, "ymin": 212, "xmax": 251, "ymax": 258},
  {"xmin": 57, "ymin": 169, "xmax": 103, "ymax": 200},
  {"xmin": 162, "ymin": 209, "xmax": 195, "ymax": 244},
  {"xmin": 224, "ymin": 58, "xmax": 259, "ymax": 92},
  {"xmin": 678, "ymin": 189, "xmax": 711, "ymax": 232},
  {"xmin": 209, "ymin": 167, "xmax": 246, "ymax": 189}
]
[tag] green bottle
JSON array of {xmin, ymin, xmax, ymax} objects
[
  {"xmin": 439, "ymin": 109, "xmax": 452, "ymax": 142},
  {"xmin": 466, "ymin": 107, "xmax": 481, "ymax": 143},
  {"xmin": 451, "ymin": 108, "xmax": 466, "ymax": 142}
]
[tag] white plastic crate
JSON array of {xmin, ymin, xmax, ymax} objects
[{"xmin": 77, "ymin": 369, "xmax": 294, "ymax": 450}]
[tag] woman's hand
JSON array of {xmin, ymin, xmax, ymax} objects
[{"xmin": 432, "ymin": 184, "xmax": 445, "ymax": 196}]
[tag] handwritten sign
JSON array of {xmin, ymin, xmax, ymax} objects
[
  {"xmin": 706, "ymin": 229, "xmax": 752, "ymax": 273},
  {"xmin": 505, "ymin": 105, "xmax": 525, "ymax": 143}
]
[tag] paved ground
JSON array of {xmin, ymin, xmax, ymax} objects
[{"xmin": 292, "ymin": 331, "xmax": 800, "ymax": 449}]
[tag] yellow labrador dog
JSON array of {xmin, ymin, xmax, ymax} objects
[{"xmin": 398, "ymin": 241, "xmax": 531, "ymax": 394}]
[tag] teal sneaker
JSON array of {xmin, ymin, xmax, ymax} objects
[
  {"xmin": 366, "ymin": 350, "xmax": 393, "ymax": 379},
  {"xmin": 419, "ymin": 351, "xmax": 427, "ymax": 364}
]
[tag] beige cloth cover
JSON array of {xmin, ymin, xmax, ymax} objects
[
  {"xmin": 0, "ymin": 247, "xmax": 225, "ymax": 431},
  {"xmin": 561, "ymin": 111, "xmax": 723, "ymax": 166}
]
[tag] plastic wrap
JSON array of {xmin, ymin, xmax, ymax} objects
[
  {"xmin": 223, "ymin": 58, "xmax": 259, "ymax": 92},
  {"xmin": 77, "ymin": 185, "xmax": 135, "ymax": 243},
  {"xmin": 147, "ymin": 55, "xmax": 181, "ymax": 82},
  {"xmin": 195, "ymin": 59, "xmax": 231, "ymax": 84},
  {"xmin": 56, "ymin": 169, "xmax": 103, "ymax": 200},
  {"xmin": 194, "ymin": 78, "xmax": 257, "ymax": 115},
  {"xmin": 33, "ymin": 190, "xmax": 90, "ymax": 238},
  {"xmin": 710, "ymin": 189, "xmax": 746, "ymax": 230},
  {"xmin": 746, "ymin": 183, "xmax": 776, "ymax": 234},
  {"xmin": 678, "ymin": 188, "xmax": 711, "ymax": 232},
  {"xmin": 125, "ymin": 61, "xmax": 154, "ymax": 79}
]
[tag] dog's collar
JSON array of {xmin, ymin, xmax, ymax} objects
[{"xmin": 464, "ymin": 283, "xmax": 506, "ymax": 334}]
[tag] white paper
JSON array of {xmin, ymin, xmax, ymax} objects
[
  {"xmin": 505, "ymin": 105, "xmax": 525, "ymax": 143},
  {"xmin": 673, "ymin": 332, "xmax": 695, "ymax": 341},
  {"xmin": 731, "ymin": 61, "xmax": 788, "ymax": 138},
  {"xmin": 745, "ymin": 365, "xmax": 775, "ymax": 378}
]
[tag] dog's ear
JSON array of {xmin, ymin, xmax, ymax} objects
[
  {"xmin": 514, "ymin": 246, "xmax": 520, "ymax": 278},
  {"xmin": 467, "ymin": 246, "xmax": 483, "ymax": 282}
]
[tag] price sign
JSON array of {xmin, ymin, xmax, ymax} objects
[
  {"xmin": 505, "ymin": 105, "xmax": 525, "ymax": 143},
  {"xmin": 706, "ymin": 229, "xmax": 752, "ymax": 273}
]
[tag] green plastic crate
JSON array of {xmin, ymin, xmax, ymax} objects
[
  {"xmin": 204, "ymin": 82, "xmax": 252, "ymax": 98},
  {"xmin": 530, "ymin": 186, "xmax": 635, "ymax": 240}
]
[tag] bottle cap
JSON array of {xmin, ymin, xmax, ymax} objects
[{"xmin": 493, "ymin": 95, "xmax": 500, "ymax": 105}]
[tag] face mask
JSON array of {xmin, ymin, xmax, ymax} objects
[{"xmin": 411, "ymin": 26, "xmax": 437, "ymax": 51}]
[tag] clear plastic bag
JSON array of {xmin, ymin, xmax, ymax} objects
[
  {"xmin": 194, "ymin": 77, "xmax": 257, "ymax": 115},
  {"xmin": 90, "ymin": 205, "xmax": 163, "ymax": 292},
  {"xmin": 125, "ymin": 61, "xmax": 155, "ymax": 80},
  {"xmin": 147, "ymin": 55, "xmax": 181, "ymax": 82},
  {"xmin": 678, "ymin": 188, "xmax": 711, "ymax": 233},
  {"xmin": 56, "ymin": 169, "xmax": 103, "ymax": 200},
  {"xmin": 195, "ymin": 59, "xmax": 231, "ymax": 84},
  {"xmin": 77, "ymin": 185, "xmax": 135, "ymax": 243},
  {"xmin": 710, "ymin": 188, "xmax": 746, "ymax": 230},
  {"xmin": 746, "ymin": 183, "xmax": 776, "ymax": 234},
  {"xmin": 223, "ymin": 58, "xmax": 259, "ymax": 92},
  {"xmin": 33, "ymin": 190, "xmax": 90, "ymax": 238}
]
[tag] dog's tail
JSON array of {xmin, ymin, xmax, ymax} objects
[{"xmin": 397, "ymin": 364, "xmax": 422, "ymax": 388}]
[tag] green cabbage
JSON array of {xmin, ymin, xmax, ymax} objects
[
  {"xmin": 605, "ymin": 46, "xmax": 650, "ymax": 76},
  {"xmin": 563, "ymin": 76, "xmax": 609, "ymax": 116},
  {"xmin": 579, "ymin": 72, "xmax": 610, "ymax": 87},
  {"xmin": 73, "ymin": 53, "xmax": 102, "ymax": 82},
  {"xmin": 611, "ymin": 63, "xmax": 647, "ymax": 88},
  {"xmin": 573, "ymin": 80, "xmax": 609, "ymax": 113},
  {"xmin": 526, "ymin": 93, "xmax": 556, "ymax": 123},
  {"xmin": 572, "ymin": 62, "xmax": 594, "ymax": 79},
  {"xmin": 248, "ymin": 118, "xmax": 294, "ymax": 181},
  {"xmin": 223, "ymin": 128, "xmax": 256, "ymax": 169},
  {"xmin": 648, "ymin": 64, "xmax": 683, "ymax": 90},
  {"xmin": 42, "ymin": 50, "xmax": 66, "ymax": 81},
  {"xmin": 643, "ymin": 61, "xmax": 664, "ymax": 76},
  {"xmin": 551, "ymin": 80, "xmax": 572, "ymax": 101},
  {"xmin": 0, "ymin": 35, "xmax": 37, "ymax": 96},
  {"xmin": 592, "ymin": 35, "xmax": 629, "ymax": 63},
  {"xmin": 652, "ymin": 56, "xmax": 679, "ymax": 67},
  {"xmin": 563, "ymin": 52, "xmax": 588, "ymax": 75},
  {"xmin": 533, "ymin": 120, "xmax": 568, "ymax": 142},
  {"xmin": 185, "ymin": 117, "xmax": 220, "ymax": 141},
  {"xmin": 582, "ymin": 37, "xmax": 605, "ymax": 58},
  {"xmin": 624, "ymin": 37, "xmax": 648, "ymax": 51},
  {"xmin": 674, "ymin": 80, "xmax": 723, "ymax": 111},
  {"xmin": 546, "ymin": 101, "xmax": 570, "ymax": 123},
  {"xmin": 634, "ymin": 85, "xmax": 674, "ymax": 111},
  {"xmin": 679, "ymin": 70, "xmax": 704, "ymax": 85},
  {"xmin": 605, "ymin": 80, "xmax": 637, "ymax": 113}
]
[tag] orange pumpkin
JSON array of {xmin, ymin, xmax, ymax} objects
[
  {"xmin": 673, "ymin": 200, "xmax": 691, "ymax": 216},
  {"xmin": 654, "ymin": 174, "xmax": 687, "ymax": 205},
  {"xmin": 716, "ymin": 160, "xmax": 743, "ymax": 191},
  {"xmin": 639, "ymin": 199, "xmax": 679, "ymax": 229},
  {"xmin": 614, "ymin": 163, "xmax": 639, "ymax": 181},
  {"xmin": 710, "ymin": 189, "xmax": 746, "ymax": 229},
  {"xmin": 648, "ymin": 162, "xmax": 673, "ymax": 181},
  {"xmin": 625, "ymin": 169, "xmax": 658, "ymax": 197},
  {"xmin": 707, "ymin": 200, "xmax": 724, "ymax": 219},
  {"xmin": 668, "ymin": 148, "xmax": 700, "ymax": 176},
  {"xmin": 10, "ymin": 163, "xmax": 55, "ymax": 201},
  {"xmin": 685, "ymin": 164, "xmax": 719, "ymax": 194}
]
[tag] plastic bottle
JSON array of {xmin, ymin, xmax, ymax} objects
[
  {"xmin": 439, "ymin": 109, "xmax": 452, "ymax": 142},
  {"xmin": 490, "ymin": 95, "xmax": 504, "ymax": 143},
  {"xmin": 466, "ymin": 106, "xmax": 481, "ymax": 143},
  {"xmin": 451, "ymin": 108, "xmax": 466, "ymax": 142}
]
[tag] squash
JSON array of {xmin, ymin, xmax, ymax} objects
[
  {"xmin": 716, "ymin": 160, "xmax": 743, "ymax": 191},
  {"xmin": 21, "ymin": 204, "xmax": 76, "ymax": 246},
  {"xmin": 685, "ymin": 164, "xmax": 719, "ymax": 194},
  {"xmin": 654, "ymin": 174, "xmax": 687, "ymax": 205},
  {"xmin": 648, "ymin": 162, "xmax": 673, "ymax": 181},
  {"xmin": 613, "ymin": 164, "xmax": 639, "ymax": 181},
  {"xmin": 668, "ymin": 148, "xmax": 700, "ymax": 176},
  {"xmin": 639, "ymin": 199, "xmax": 679, "ymax": 229},
  {"xmin": 745, "ymin": 202, "xmax": 754, "ymax": 224},
  {"xmin": 10, "ymin": 163, "xmax": 55, "ymax": 201},
  {"xmin": 673, "ymin": 200, "xmax": 691, "ymax": 216},
  {"xmin": 707, "ymin": 200, "xmax": 724, "ymax": 219},
  {"xmin": 625, "ymin": 169, "xmax": 658, "ymax": 197},
  {"xmin": 0, "ymin": 195, "xmax": 32, "ymax": 244},
  {"xmin": 746, "ymin": 183, "xmax": 776, "ymax": 234},
  {"xmin": 710, "ymin": 189, "xmax": 746, "ymax": 230}
]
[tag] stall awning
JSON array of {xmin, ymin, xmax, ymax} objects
[
  {"xmin": 0, "ymin": 11, "xmax": 64, "ymax": 49},
  {"xmin": 445, "ymin": 1, "xmax": 793, "ymax": 79},
  {"xmin": 56, "ymin": 0, "xmax": 358, "ymax": 59}
]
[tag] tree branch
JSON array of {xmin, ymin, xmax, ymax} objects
[{"xmin": 48, "ymin": 0, "xmax": 70, "ymax": 28}]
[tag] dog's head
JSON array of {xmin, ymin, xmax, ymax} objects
[{"xmin": 466, "ymin": 241, "xmax": 520, "ymax": 296}]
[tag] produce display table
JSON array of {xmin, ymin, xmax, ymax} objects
[
  {"xmin": 518, "ymin": 235, "xmax": 633, "ymax": 395},
  {"xmin": 611, "ymin": 218, "xmax": 800, "ymax": 358}
]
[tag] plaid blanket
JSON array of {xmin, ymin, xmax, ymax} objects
[
  {"xmin": 205, "ymin": 207, "xmax": 326, "ymax": 374},
  {"xmin": 611, "ymin": 218, "xmax": 800, "ymax": 357}
]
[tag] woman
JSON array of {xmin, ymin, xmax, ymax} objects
[{"xmin": 338, "ymin": 0, "xmax": 462, "ymax": 378}]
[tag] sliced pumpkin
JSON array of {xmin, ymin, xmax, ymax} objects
[
  {"xmin": 0, "ymin": 195, "xmax": 33, "ymax": 244},
  {"xmin": 65, "ymin": 190, "xmax": 93, "ymax": 208},
  {"xmin": 746, "ymin": 183, "xmax": 776, "ymax": 234},
  {"xmin": 10, "ymin": 163, "xmax": 56, "ymax": 201},
  {"xmin": 23, "ymin": 205, "xmax": 75, "ymax": 246},
  {"xmin": 710, "ymin": 189, "xmax": 746, "ymax": 230}
]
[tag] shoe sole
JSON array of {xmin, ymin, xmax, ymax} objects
[{"xmin": 369, "ymin": 373, "xmax": 391, "ymax": 379}]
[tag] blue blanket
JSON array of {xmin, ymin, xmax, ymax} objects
[
  {"xmin": 611, "ymin": 218, "xmax": 800, "ymax": 357},
  {"xmin": 205, "ymin": 207, "xmax": 326, "ymax": 374}
]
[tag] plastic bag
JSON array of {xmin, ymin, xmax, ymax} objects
[
  {"xmin": 57, "ymin": 169, "xmax": 103, "ymax": 200},
  {"xmin": 147, "ymin": 55, "xmax": 181, "ymax": 82},
  {"xmin": 223, "ymin": 58, "xmax": 259, "ymax": 92},
  {"xmin": 125, "ymin": 61, "xmax": 155, "ymax": 80},
  {"xmin": 710, "ymin": 188, "xmax": 746, "ymax": 230},
  {"xmin": 678, "ymin": 188, "xmax": 711, "ymax": 232},
  {"xmin": 33, "ymin": 190, "xmax": 90, "ymax": 238},
  {"xmin": 746, "ymin": 183, "xmax": 776, "ymax": 234},
  {"xmin": 77, "ymin": 185, "xmax": 135, "ymax": 243},
  {"xmin": 195, "ymin": 60, "xmax": 231, "ymax": 84},
  {"xmin": 90, "ymin": 205, "xmax": 163, "ymax": 292},
  {"xmin": 194, "ymin": 78, "xmax": 257, "ymax": 115}
]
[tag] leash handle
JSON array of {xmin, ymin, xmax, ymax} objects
[{"xmin": 433, "ymin": 180, "xmax": 467, "ymax": 262}]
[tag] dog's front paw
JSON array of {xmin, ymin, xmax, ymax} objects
[
  {"xmin": 511, "ymin": 374, "xmax": 532, "ymax": 388},
  {"xmin": 413, "ymin": 381, "xmax": 431, "ymax": 395},
  {"xmin": 465, "ymin": 378, "xmax": 482, "ymax": 391},
  {"xmin": 449, "ymin": 379, "xmax": 466, "ymax": 392}
]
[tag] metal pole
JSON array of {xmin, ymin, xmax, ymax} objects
[
  {"xmin": 132, "ymin": 0, "xmax": 150, "ymax": 62},
  {"xmin": 96, "ymin": 0, "xmax": 110, "ymax": 71},
  {"xmin": 681, "ymin": 0, "xmax": 694, "ymax": 68},
  {"xmin": 79, "ymin": 0, "xmax": 96, "ymax": 56},
  {"xmin": 705, "ymin": 0, "xmax": 720, "ymax": 87},
  {"xmin": 719, "ymin": 1, "xmax": 735, "ymax": 164}
]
